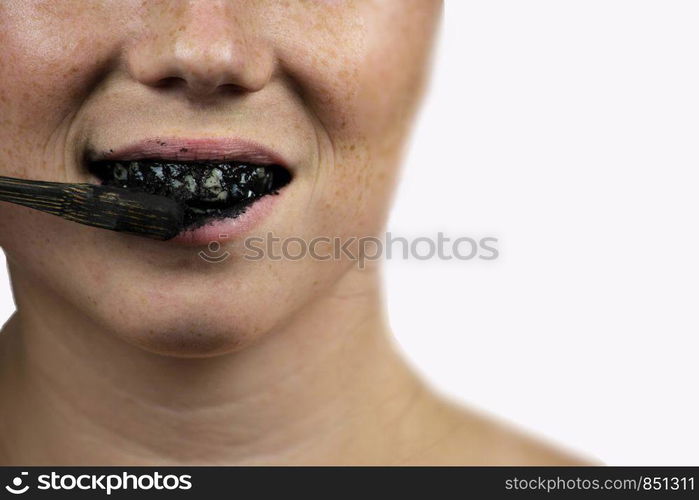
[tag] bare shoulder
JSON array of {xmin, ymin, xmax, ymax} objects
[{"xmin": 402, "ymin": 396, "xmax": 601, "ymax": 465}]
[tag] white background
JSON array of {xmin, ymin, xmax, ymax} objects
[{"xmin": 2, "ymin": 0, "xmax": 698, "ymax": 465}]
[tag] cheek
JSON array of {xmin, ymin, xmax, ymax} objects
[
  {"xmin": 0, "ymin": 203, "xmax": 100, "ymax": 279},
  {"xmin": 0, "ymin": 10, "xmax": 100, "ymax": 264},
  {"xmin": 272, "ymin": 2, "xmax": 439, "ymax": 236},
  {"xmin": 0, "ymin": 208, "xmax": 114, "ymax": 342},
  {"xmin": 0, "ymin": 5, "xmax": 126, "ymax": 179}
]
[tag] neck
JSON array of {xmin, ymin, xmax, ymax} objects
[{"xmin": 0, "ymin": 263, "xmax": 442, "ymax": 465}]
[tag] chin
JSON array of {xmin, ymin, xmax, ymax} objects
[
  {"xmin": 125, "ymin": 327, "xmax": 249, "ymax": 359},
  {"xmin": 72, "ymin": 274, "xmax": 273, "ymax": 358},
  {"xmin": 102, "ymin": 309, "xmax": 263, "ymax": 359}
]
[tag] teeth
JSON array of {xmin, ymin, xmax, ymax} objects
[
  {"xmin": 202, "ymin": 168, "xmax": 224, "ymax": 199},
  {"xmin": 204, "ymin": 168, "xmax": 223, "ymax": 188},
  {"xmin": 129, "ymin": 162, "xmax": 144, "ymax": 182},
  {"xmin": 183, "ymin": 174, "xmax": 197, "ymax": 193},
  {"xmin": 97, "ymin": 160, "xmax": 278, "ymax": 206},
  {"xmin": 91, "ymin": 159, "xmax": 289, "ymax": 227},
  {"xmin": 152, "ymin": 165, "xmax": 165, "ymax": 180},
  {"xmin": 114, "ymin": 164, "xmax": 128, "ymax": 181},
  {"xmin": 229, "ymin": 184, "xmax": 244, "ymax": 200}
]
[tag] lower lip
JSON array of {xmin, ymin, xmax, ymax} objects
[{"xmin": 169, "ymin": 191, "xmax": 282, "ymax": 246}]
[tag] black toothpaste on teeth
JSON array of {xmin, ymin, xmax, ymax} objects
[{"xmin": 88, "ymin": 160, "xmax": 291, "ymax": 228}]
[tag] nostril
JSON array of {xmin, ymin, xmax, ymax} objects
[
  {"xmin": 153, "ymin": 76, "xmax": 188, "ymax": 89},
  {"xmin": 149, "ymin": 76, "xmax": 238, "ymax": 97},
  {"xmin": 218, "ymin": 83, "xmax": 247, "ymax": 95}
]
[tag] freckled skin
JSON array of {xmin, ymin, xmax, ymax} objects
[
  {"xmin": 0, "ymin": 0, "xmax": 441, "ymax": 355},
  {"xmin": 0, "ymin": 1, "xmax": 592, "ymax": 465}
]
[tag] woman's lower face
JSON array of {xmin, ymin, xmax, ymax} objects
[{"xmin": 0, "ymin": 0, "xmax": 441, "ymax": 356}]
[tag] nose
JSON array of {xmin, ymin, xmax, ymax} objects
[{"xmin": 126, "ymin": 1, "xmax": 274, "ymax": 98}]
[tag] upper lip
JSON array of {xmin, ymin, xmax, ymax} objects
[{"xmin": 85, "ymin": 137, "xmax": 289, "ymax": 166}]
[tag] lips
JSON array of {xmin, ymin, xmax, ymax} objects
[{"xmin": 84, "ymin": 139, "xmax": 292, "ymax": 231}]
